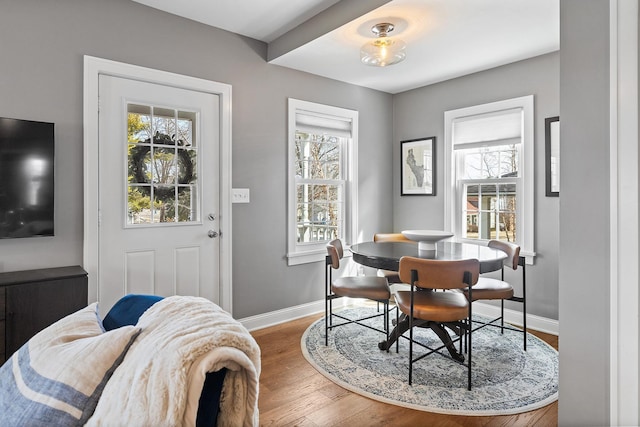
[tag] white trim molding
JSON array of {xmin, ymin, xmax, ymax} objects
[
  {"xmin": 609, "ymin": 1, "xmax": 639, "ymax": 425},
  {"xmin": 242, "ymin": 299, "xmax": 559, "ymax": 337},
  {"xmin": 83, "ymin": 56, "xmax": 233, "ymax": 314},
  {"xmin": 240, "ymin": 300, "xmax": 325, "ymax": 332},
  {"xmin": 472, "ymin": 302, "xmax": 558, "ymax": 336}
]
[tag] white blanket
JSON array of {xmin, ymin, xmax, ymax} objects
[{"xmin": 87, "ymin": 296, "xmax": 261, "ymax": 427}]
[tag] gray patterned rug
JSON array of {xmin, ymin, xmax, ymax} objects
[{"xmin": 301, "ymin": 305, "xmax": 558, "ymax": 415}]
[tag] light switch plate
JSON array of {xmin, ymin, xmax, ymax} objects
[{"xmin": 232, "ymin": 188, "xmax": 250, "ymax": 203}]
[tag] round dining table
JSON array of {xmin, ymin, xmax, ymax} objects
[
  {"xmin": 349, "ymin": 240, "xmax": 508, "ymax": 359},
  {"xmin": 350, "ymin": 240, "xmax": 507, "ymax": 274}
]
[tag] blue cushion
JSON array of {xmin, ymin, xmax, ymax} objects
[{"xmin": 102, "ymin": 294, "xmax": 164, "ymax": 331}]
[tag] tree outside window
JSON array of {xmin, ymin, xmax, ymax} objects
[
  {"xmin": 126, "ymin": 105, "xmax": 198, "ymax": 225},
  {"xmin": 287, "ymin": 98, "xmax": 358, "ymax": 266}
]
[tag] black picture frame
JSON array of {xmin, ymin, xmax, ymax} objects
[
  {"xmin": 401, "ymin": 136, "xmax": 436, "ymax": 196},
  {"xmin": 545, "ymin": 116, "xmax": 560, "ymax": 197}
]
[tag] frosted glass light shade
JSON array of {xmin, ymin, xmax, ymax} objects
[{"xmin": 360, "ymin": 37, "xmax": 406, "ymax": 67}]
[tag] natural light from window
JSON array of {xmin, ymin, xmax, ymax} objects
[{"xmin": 445, "ymin": 96, "xmax": 535, "ymax": 263}]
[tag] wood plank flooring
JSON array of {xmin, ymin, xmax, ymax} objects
[{"xmin": 251, "ymin": 313, "xmax": 558, "ymax": 427}]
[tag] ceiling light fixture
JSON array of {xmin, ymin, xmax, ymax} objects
[{"xmin": 360, "ymin": 23, "xmax": 406, "ymax": 67}]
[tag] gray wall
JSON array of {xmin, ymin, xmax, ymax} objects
[
  {"xmin": 392, "ymin": 52, "xmax": 560, "ymax": 320},
  {"xmin": 0, "ymin": 0, "xmax": 394, "ymax": 318},
  {"xmin": 0, "ymin": 0, "xmax": 624, "ymax": 423},
  {"xmin": 558, "ymin": 1, "xmax": 611, "ymax": 424}
]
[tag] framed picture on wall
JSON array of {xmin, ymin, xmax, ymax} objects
[
  {"xmin": 545, "ymin": 116, "xmax": 560, "ymax": 197},
  {"xmin": 401, "ymin": 136, "xmax": 435, "ymax": 196}
]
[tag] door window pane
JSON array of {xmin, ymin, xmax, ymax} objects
[{"xmin": 126, "ymin": 104, "xmax": 199, "ymax": 225}]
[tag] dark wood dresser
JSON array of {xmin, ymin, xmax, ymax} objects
[{"xmin": 0, "ymin": 265, "xmax": 88, "ymax": 363}]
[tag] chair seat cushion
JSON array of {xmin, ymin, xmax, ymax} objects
[
  {"xmin": 463, "ymin": 277, "xmax": 514, "ymax": 301},
  {"xmin": 332, "ymin": 276, "xmax": 390, "ymax": 301},
  {"xmin": 396, "ymin": 290, "xmax": 469, "ymax": 322}
]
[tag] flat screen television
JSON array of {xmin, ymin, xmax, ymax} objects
[{"xmin": 0, "ymin": 117, "xmax": 54, "ymax": 238}]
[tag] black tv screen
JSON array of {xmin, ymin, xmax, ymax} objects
[{"xmin": 0, "ymin": 117, "xmax": 54, "ymax": 238}]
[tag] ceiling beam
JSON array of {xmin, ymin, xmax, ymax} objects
[{"xmin": 267, "ymin": 0, "xmax": 392, "ymax": 62}]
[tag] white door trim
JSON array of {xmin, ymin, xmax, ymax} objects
[
  {"xmin": 83, "ymin": 56, "xmax": 233, "ymax": 314},
  {"xmin": 609, "ymin": 1, "xmax": 639, "ymax": 425}
]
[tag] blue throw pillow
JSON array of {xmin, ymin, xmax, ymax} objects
[{"xmin": 102, "ymin": 294, "xmax": 163, "ymax": 330}]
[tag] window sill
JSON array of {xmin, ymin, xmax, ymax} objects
[
  {"xmin": 287, "ymin": 244, "xmax": 353, "ymax": 266},
  {"xmin": 287, "ymin": 248, "xmax": 326, "ymax": 266},
  {"xmin": 520, "ymin": 250, "xmax": 536, "ymax": 265},
  {"xmin": 456, "ymin": 237, "xmax": 536, "ymax": 265}
]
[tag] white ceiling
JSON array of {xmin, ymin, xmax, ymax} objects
[{"xmin": 132, "ymin": 0, "xmax": 559, "ymax": 94}]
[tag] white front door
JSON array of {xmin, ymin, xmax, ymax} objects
[{"xmin": 97, "ymin": 75, "xmax": 220, "ymax": 313}]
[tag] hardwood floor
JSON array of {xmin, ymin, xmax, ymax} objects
[{"xmin": 251, "ymin": 313, "xmax": 558, "ymax": 427}]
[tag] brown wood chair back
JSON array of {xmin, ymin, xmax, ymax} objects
[
  {"xmin": 398, "ymin": 256, "xmax": 480, "ymax": 290},
  {"xmin": 488, "ymin": 240, "xmax": 521, "ymax": 270},
  {"xmin": 326, "ymin": 239, "xmax": 344, "ymax": 269},
  {"xmin": 373, "ymin": 233, "xmax": 412, "ymax": 242}
]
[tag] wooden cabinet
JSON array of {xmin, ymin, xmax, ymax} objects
[{"xmin": 0, "ymin": 266, "xmax": 87, "ymax": 363}]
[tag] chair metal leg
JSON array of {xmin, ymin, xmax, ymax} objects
[
  {"xmin": 523, "ymin": 278, "xmax": 527, "ymax": 351},
  {"xmin": 467, "ymin": 308, "xmax": 472, "ymax": 391},
  {"xmin": 500, "ymin": 299, "xmax": 505, "ymax": 334},
  {"xmin": 384, "ymin": 300, "xmax": 389, "ymax": 352},
  {"xmin": 395, "ymin": 305, "xmax": 399, "ymax": 353},
  {"xmin": 408, "ymin": 312, "xmax": 414, "ymax": 385},
  {"xmin": 325, "ymin": 295, "xmax": 329, "ymax": 346},
  {"xmin": 467, "ymin": 321, "xmax": 472, "ymax": 391},
  {"xmin": 325, "ymin": 261, "xmax": 331, "ymax": 346}
]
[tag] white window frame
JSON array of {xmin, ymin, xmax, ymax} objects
[
  {"xmin": 444, "ymin": 95, "xmax": 535, "ymax": 264},
  {"xmin": 287, "ymin": 98, "xmax": 358, "ymax": 266}
]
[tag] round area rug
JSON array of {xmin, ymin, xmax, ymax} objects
[{"xmin": 301, "ymin": 306, "xmax": 558, "ymax": 416}]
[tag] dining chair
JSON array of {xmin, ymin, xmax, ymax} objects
[
  {"xmin": 395, "ymin": 256, "xmax": 479, "ymax": 390},
  {"xmin": 373, "ymin": 232, "xmax": 413, "ymax": 284},
  {"xmin": 325, "ymin": 239, "xmax": 393, "ymax": 348},
  {"xmin": 461, "ymin": 240, "xmax": 528, "ymax": 350}
]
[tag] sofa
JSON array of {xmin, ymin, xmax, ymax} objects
[{"xmin": 0, "ymin": 294, "xmax": 261, "ymax": 427}]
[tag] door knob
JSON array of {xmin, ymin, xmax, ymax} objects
[{"xmin": 208, "ymin": 230, "xmax": 219, "ymax": 238}]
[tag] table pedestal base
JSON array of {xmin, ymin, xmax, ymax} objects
[{"xmin": 378, "ymin": 314, "xmax": 466, "ymax": 363}]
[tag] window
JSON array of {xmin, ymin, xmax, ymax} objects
[
  {"xmin": 444, "ymin": 96, "xmax": 535, "ymax": 263},
  {"xmin": 287, "ymin": 99, "xmax": 358, "ymax": 266}
]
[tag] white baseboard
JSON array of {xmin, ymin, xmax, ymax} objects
[
  {"xmin": 472, "ymin": 302, "xmax": 559, "ymax": 336},
  {"xmin": 241, "ymin": 299, "xmax": 559, "ymax": 336},
  {"xmin": 240, "ymin": 300, "xmax": 325, "ymax": 332}
]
